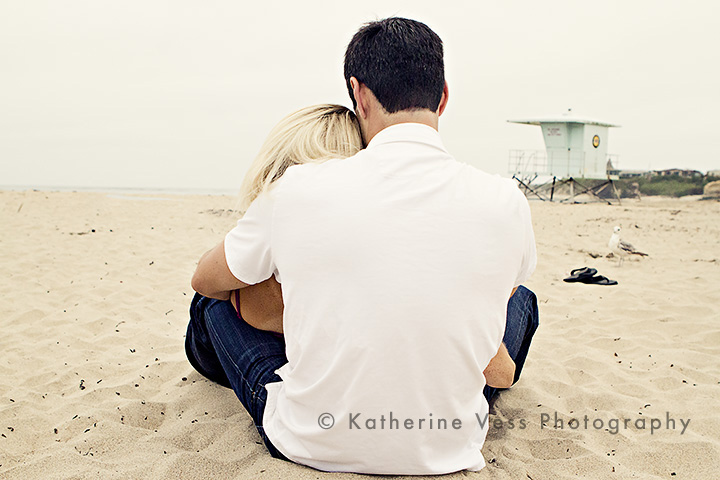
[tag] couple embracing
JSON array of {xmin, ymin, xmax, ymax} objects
[{"xmin": 186, "ymin": 16, "xmax": 538, "ymax": 475}]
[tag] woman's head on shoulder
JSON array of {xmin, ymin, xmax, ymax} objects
[{"xmin": 239, "ymin": 104, "xmax": 363, "ymax": 212}]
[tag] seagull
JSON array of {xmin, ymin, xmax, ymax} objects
[{"xmin": 608, "ymin": 226, "xmax": 648, "ymax": 266}]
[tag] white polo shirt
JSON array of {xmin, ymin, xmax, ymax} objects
[{"xmin": 224, "ymin": 123, "xmax": 536, "ymax": 474}]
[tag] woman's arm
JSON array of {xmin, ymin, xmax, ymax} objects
[{"xmin": 192, "ymin": 241, "xmax": 250, "ymax": 300}]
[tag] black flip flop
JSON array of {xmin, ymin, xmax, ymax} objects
[
  {"xmin": 583, "ymin": 275, "xmax": 618, "ymax": 286},
  {"xmin": 563, "ymin": 267, "xmax": 598, "ymax": 283}
]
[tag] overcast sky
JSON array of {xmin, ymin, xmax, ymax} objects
[{"xmin": 2, "ymin": 1, "xmax": 719, "ymax": 192}]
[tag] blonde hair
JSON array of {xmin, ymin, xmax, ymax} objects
[{"xmin": 238, "ymin": 104, "xmax": 363, "ymax": 212}]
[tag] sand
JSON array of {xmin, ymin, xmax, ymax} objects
[{"xmin": 1, "ymin": 190, "xmax": 719, "ymax": 479}]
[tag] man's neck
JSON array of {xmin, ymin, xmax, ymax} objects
[{"xmin": 363, "ymin": 109, "xmax": 439, "ymax": 145}]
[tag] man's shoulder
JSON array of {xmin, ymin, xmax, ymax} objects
[
  {"xmin": 455, "ymin": 163, "xmax": 525, "ymax": 197},
  {"xmin": 274, "ymin": 152, "xmax": 367, "ymax": 188}
]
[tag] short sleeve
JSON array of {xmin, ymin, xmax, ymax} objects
[
  {"xmin": 224, "ymin": 192, "xmax": 275, "ymax": 285},
  {"xmin": 514, "ymin": 191, "xmax": 537, "ymax": 287}
]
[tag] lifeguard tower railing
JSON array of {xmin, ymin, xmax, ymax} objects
[
  {"xmin": 509, "ymin": 150, "xmax": 621, "ymax": 203},
  {"xmin": 509, "ymin": 149, "xmax": 620, "ymax": 178},
  {"xmin": 508, "ymin": 149, "xmax": 549, "ymax": 178}
]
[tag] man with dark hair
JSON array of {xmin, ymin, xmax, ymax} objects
[
  {"xmin": 188, "ymin": 16, "xmax": 538, "ymax": 474},
  {"xmin": 344, "ymin": 17, "xmax": 445, "ymax": 114}
]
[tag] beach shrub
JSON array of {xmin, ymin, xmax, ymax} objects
[{"xmin": 612, "ymin": 174, "xmax": 717, "ymax": 198}]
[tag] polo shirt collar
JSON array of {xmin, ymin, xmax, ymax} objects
[{"xmin": 366, "ymin": 123, "xmax": 447, "ymax": 152}]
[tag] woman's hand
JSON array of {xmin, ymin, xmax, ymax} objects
[{"xmin": 483, "ymin": 343, "xmax": 515, "ymax": 389}]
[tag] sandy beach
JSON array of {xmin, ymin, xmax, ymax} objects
[{"xmin": 1, "ymin": 190, "xmax": 718, "ymax": 479}]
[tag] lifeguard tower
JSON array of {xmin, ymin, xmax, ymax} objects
[{"xmin": 508, "ymin": 111, "xmax": 621, "ymax": 203}]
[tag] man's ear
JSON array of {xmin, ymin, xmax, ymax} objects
[
  {"xmin": 350, "ymin": 77, "xmax": 368, "ymax": 119},
  {"xmin": 437, "ymin": 81, "xmax": 449, "ymax": 116}
]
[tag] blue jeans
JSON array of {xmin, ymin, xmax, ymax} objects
[
  {"xmin": 185, "ymin": 293, "xmax": 288, "ymax": 459},
  {"xmin": 185, "ymin": 286, "xmax": 539, "ymax": 458}
]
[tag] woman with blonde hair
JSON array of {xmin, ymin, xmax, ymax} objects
[
  {"xmin": 229, "ymin": 104, "xmax": 363, "ymax": 331},
  {"xmin": 238, "ymin": 104, "xmax": 363, "ymax": 213},
  {"xmin": 185, "ymin": 104, "xmax": 363, "ymax": 459}
]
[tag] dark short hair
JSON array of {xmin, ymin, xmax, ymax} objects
[{"xmin": 344, "ymin": 17, "xmax": 445, "ymax": 114}]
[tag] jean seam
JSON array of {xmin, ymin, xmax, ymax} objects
[{"xmin": 205, "ymin": 315, "xmax": 258, "ymax": 401}]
